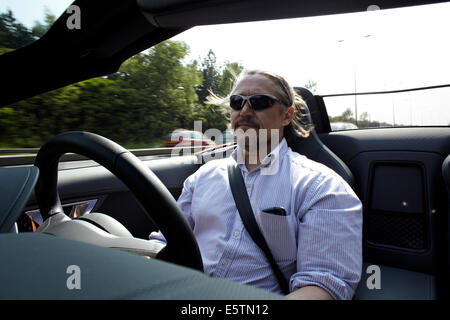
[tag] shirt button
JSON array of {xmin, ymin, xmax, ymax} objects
[
  {"xmin": 233, "ymin": 231, "xmax": 240, "ymax": 238},
  {"xmin": 221, "ymin": 259, "xmax": 227, "ymax": 266}
]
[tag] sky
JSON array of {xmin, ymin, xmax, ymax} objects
[
  {"xmin": 0, "ymin": 0, "xmax": 70, "ymax": 27},
  {"xmin": 1, "ymin": 0, "xmax": 449, "ymax": 126}
]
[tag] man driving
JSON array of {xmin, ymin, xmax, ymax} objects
[{"xmin": 150, "ymin": 69, "xmax": 362, "ymax": 300}]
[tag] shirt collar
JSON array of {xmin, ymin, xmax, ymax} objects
[{"xmin": 232, "ymin": 138, "xmax": 288, "ymax": 172}]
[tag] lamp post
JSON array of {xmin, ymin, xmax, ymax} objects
[
  {"xmin": 337, "ymin": 34, "xmax": 372, "ymax": 127},
  {"xmin": 353, "ymin": 65, "xmax": 358, "ymax": 127}
]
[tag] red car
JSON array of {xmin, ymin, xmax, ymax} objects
[{"xmin": 163, "ymin": 130, "xmax": 215, "ymax": 147}]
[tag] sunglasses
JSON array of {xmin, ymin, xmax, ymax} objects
[{"xmin": 229, "ymin": 94, "xmax": 283, "ymax": 111}]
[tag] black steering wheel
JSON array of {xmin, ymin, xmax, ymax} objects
[{"xmin": 33, "ymin": 131, "xmax": 203, "ymax": 272}]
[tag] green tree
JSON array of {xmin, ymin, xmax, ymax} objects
[
  {"xmin": 192, "ymin": 104, "xmax": 229, "ymax": 133},
  {"xmin": 1, "ymin": 78, "xmax": 126, "ymax": 146},
  {"xmin": 341, "ymin": 108, "xmax": 354, "ymax": 122},
  {"xmin": 217, "ymin": 61, "xmax": 244, "ymax": 97},
  {"xmin": 31, "ymin": 8, "xmax": 56, "ymax": 38},
  {"xmin": 304, "ymin": 80, "xmax": 318, "ymax": 93},
  {"xmin": 196, "ymin": 50, "xmax": 221, "ymax": 105},
  {"xmin": 111, "ymin": 40, "xmax": 204, "ymax": 143},
  {"xmin": 1, "ymin": 25, "xmax": 243, "ymax": 148},
  {"xmin": 329, "ymin": 108, "xmax": 356, "ymax": 125},
  {"xmin": 144, "ymin": 41, "xmax": 202, "ymax": 134},
  {"xmin": 0, "ymin": 47, "xmax": 13, "ymax": 55},
  {"xmin": 196, "ymin": 61, "xmax": 244, "ymax": 132},
  {"xmin": 0, "ymin": 10, "xmax": 36, "ymax": 49},
  {"xmin": 359, "ymin": 111, "xmax": 369, "ymax": 122}
]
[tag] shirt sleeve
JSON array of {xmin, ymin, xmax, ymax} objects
[
  {"xmin": 148, "ymin": 172, "xmax": 196, "ymax": 244},
  {"xmin": 289, "ymin": 173, "xmax": 363, "ymax": 300},
  {"xmin": 176, "ymin": 173, "xmax": 196, "ymax": 229}
]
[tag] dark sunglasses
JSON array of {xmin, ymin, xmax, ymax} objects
[{"xmin": 229, "ymin": 94, "xmax": 283, "ymax": 111}]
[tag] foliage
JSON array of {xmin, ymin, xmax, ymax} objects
[
  {"xmin": 0, "ymin": 47, "xmax": 13, "ymax": 55},
  {"xmin": 329, "ymin": 108, "xmax": 392, "ymax": 128},
  {"xmin": 0, "ymin": 8, "xmax": 57, "ymax": 50},
  {"xmin": 304, "ymin": 80, "xmax": 317, "ymax": 94},
  {"xmin": 195, "ymin": 50, "xmax": 221, "ymax": 105},
  {"xmin": 193, "ymin": 59, "xmax": 244, "ymax": 133},
  {"xmin": 31, "ymin": 8, "xmax": 56, "ymax": 38},
  {"xmin": 0, "ymin": 10, "xmax": 42, "ymax": 49},
  {"xmin": 217, "ymin": 62, "xmax": 244, "ymax": 97},
  {"xmin": 0, "ymin": 10, "xmax": 241, "ymax": 148}
]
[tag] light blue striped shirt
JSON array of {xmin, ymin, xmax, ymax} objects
[{"xmin": 150, "ymin": 138, "xmax": 362, "ymax": 299}]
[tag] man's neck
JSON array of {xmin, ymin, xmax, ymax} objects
[
  {"xmin": 244, "ymin": 152, "xmax": 261, "ymax": 172},
  {"xmin": 243, "ymin": 138, "xmax": 282, "ymax": 171}
]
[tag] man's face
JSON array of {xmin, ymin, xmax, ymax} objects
[{"xmin": 230, "ymin": 74, "xmax": 294, "ymax": 148}]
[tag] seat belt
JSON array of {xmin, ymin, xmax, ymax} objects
[{"xmin": 227, "ymin": 161, "xmax": 290, "ymax": 295}]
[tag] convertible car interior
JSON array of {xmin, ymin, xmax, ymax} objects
[{"xmin": 0, "ymin": 0, "xmax": 449, "ymax": 301}]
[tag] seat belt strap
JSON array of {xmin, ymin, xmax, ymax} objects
[{"xmin": 227, "ymin": 161, "xmax": 290, "ymax": 295}]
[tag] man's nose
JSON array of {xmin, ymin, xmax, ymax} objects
[{"xmin": 240, "ymin": 100, "xmax": 253, "ymax": 115}]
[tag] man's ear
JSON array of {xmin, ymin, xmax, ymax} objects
[{"xmin": 282, "ymin": 107, "xmax": 295, "ymax": 126}]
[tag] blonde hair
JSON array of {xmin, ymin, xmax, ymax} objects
[{"xmin": 205, "ymin": 69, "xmax": 313, "ymax": 139}]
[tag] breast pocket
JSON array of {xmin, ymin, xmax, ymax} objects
[{"xmin": 256, "ymin": 210, "xmax": 297, "ymax": 263}]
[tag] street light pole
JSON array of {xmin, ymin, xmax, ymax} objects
[
  {"xmin": 338, "ymin": 35, "xmax": 372, "ymax": 127},
  {"xmin": 391, "ymin": 95, "xmax": 395, "ymax": 127},
  {"xmin": 353, "ymin": 65, "xmax": 358, "ymax": 126}
]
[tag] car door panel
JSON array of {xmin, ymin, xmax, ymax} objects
[
  {"xmin": 22, "ymin": 155, "xmax": 201, "ymax": 239},
  {"xmin": 319, "ymin": 127, "xmax": 450, "ymax": 299}
]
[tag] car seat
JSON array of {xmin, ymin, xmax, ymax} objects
[
  {"xmin": 290, "ymin": 87, "xmax": 355, "ymax": 189},
  {"xmin": 292, "ymin": 87, "xmax": 442, "ymax": 300}
]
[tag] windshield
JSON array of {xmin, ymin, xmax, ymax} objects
[
  {"xmin": 1, "ymin": 1, "xmax": 449, "ymax": 150},
  {"xmin": 0, "ymin": 0, "xmax": 70, "ymax": 53}
]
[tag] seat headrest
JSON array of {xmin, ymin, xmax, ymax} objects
[
  {"xmin": 293, "ymin": 86, "xmax": 331, "ymax": 133},
  {"xmin": 288, "ymin": 87, "xmax": 355, "ymax": 189}
]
